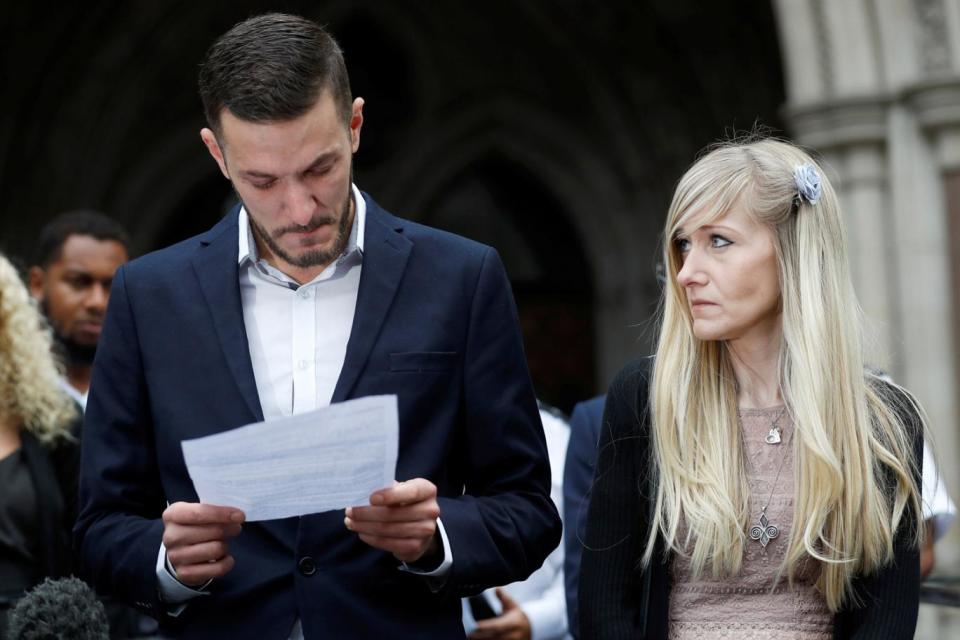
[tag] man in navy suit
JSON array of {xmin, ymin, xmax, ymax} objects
[
  {"xmin": 562, "ymin": 395, "xmax": 605, "ymax": 639},
  {"xmin": 75, "ymin": 13, "xmax": 560, "ymax": 640}
]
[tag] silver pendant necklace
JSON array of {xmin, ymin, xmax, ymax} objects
[
  {"xmin": 763, "ymin": 406, "xmax": 787, "ymax": 445},
  {"xmin": 743, "ymin": 413, "xmax": 794, "ymax": 548}
]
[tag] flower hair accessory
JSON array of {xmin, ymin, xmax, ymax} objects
[{"xmin": 793, "ymin": 163, "xmax": 822, "ymax": 206}]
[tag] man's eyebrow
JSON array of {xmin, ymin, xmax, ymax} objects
[
  {"xmin": 239, "ymin": 150, "xmax": 340, "ymax": 180},
  {"xmin": 304, "ymin": 151, "xmax": 338, "ymax": 169},
  {"xmin": 240, "ymin": 169, "xmax": 277, "ymax": 180}
]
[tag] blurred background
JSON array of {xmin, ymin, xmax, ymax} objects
[{"xmin": 1, "ymin": 1, "xmax": 958, "ymax": 636}]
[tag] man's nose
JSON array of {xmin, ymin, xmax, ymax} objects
[
  {"xmin": 87, "ymin": 283, "xmax": 109, "ymax": 312},
  {"xmin": 286, "ymin": 180, "xmax": 317, "ymax": 227}
]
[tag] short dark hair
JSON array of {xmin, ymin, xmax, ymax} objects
[
  {"xmin": 33, "ymin": 210, "xmax": 131, "ymax": 267},
  {"xmin": 198, "ymin": 13, "xmax": 353, "ymax": 135}
]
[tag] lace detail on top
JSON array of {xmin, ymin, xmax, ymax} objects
[{"xmin": 667, "ymin": 407, "xmax": 833, "ymax": 640}]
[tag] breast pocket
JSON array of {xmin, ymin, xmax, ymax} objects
[{"xmin": 389, "ymin": 351, "xmax": 458, "ymax": 372}]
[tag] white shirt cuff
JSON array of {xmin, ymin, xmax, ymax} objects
[
  {"xmin": 522, "ymin": 595, "xmax": 567, "ymax": 640},
  {"xmin": 156, "ymin": 542, "xmax": 210, "ymax": 615},
  {"xmin": 398, "ymin": 517, "xmax": 453, "ymax": 591}
]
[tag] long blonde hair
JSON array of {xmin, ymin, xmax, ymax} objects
[
  {"xmin": 648, "ymin": 138, "xmax": 923, "ymax": 612},
  {"xmin": 0, "ymin": 253, "xmax": 77, "ymax": 443}
]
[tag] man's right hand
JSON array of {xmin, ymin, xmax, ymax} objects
[{"xmin": 162, "ymin": 502, "xmax": 245, "ymax": 586}]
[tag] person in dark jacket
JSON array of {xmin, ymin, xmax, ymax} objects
[
  {"xmin": 0, "ymin": 253, "xmax": 81, "ymax": 637},
  {"xmin": 579, "ymin": 138, "xmax": 924, "ymax": 639}
]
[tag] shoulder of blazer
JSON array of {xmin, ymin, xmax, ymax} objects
[
  {"xmin": 607, "ymin": 356, "xmax": 655, "ymax": 425},
  {"xmin": 123, "ymin": 206, "xmax": 241, "ymax": 281},
  {"xmin": 361, "ymin": 190, "xmax": 492, "ymax": 263}
]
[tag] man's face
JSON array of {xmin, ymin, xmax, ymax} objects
[
  {"xmin": 29, "ymin": 235, "xmax": 129, "ymax": 361},
  {"xmin": 201, "ymin": 91, "xmax": 364, "ymax": 279}
]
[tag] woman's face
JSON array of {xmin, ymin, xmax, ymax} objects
[{"xmin": 674, "ymin": 202, "xmax": 781, "ymax": 343}]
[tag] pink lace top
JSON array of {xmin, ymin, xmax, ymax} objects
[{"xmin": 667, "ymin": 407, "xmax": 833, "ymax": 639}]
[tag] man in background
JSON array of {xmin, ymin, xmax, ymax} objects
[
  {"xmin": 29, "ymin": 211, "xmax": 130, "ymax": 409},
  {"xmin": 28, "ymin": 212, "xmax": 153, "ymax": 639}
]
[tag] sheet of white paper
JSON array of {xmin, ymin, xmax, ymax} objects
[{"xmin": 181, "ymin": 395, "xmax": 398, "ymax": 521}]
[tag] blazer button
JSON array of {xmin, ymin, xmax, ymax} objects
[{"xmin": 298, "ymin": 556, "xmax": 317, "ymax": 576}]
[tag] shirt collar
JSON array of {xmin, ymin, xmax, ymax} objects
[
  {"xmin": 58, "ymin": 377, "xmax": 88, "ymax": 410},
  {"xmin": 238, "ymin": 183, "xmax": 366, "ymax": 266}
]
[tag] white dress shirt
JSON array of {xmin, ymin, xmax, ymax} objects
[
  {"xmin": 870, "ymin": 372, "xmax": 956, "ymax": 540},
  {"xmin": 239, "ymin": 194, "xmax": 364, "ymax": 418},
  {"xmin": 922, "ymin": 443, "xmax": 957, "ymax": 541},
  {"xmin": 59, "ymin": 377, "xmax": 88, "ymax": 410},
  {"xmin": 461, "ymin": 408, "xmax": 571, "ymax": 640},
  {"xmin": 156, "ymin": 185, "xmax": 452, "ymax": 637}
]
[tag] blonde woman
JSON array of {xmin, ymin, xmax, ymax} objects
[
  {"xmin": 0, "ymin": 253, "xmax": 80, "ymax": 634},
  {"xmin": 579, "ymin": 139, "xmax": 924, "ymax": 639}
]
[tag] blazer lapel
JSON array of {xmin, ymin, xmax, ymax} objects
[
  {"xmin": 190, "ymin": 209, "xmax": 264, "ymax": 423},
  {"xmin": 331, "ymin": 197, "xmax": 412, "ymax": 403}
]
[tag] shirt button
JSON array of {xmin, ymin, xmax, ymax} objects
[
  {"xmin": 298, "ymin": 556, "xmax": 317, "ymax": 576},
  {"xmin": 297, "ymin": 288, "xmax": 311, "ymax": 299},
  {"xmin": 298, "ymin": 360, "xmax": 310, "ymax": 371}
]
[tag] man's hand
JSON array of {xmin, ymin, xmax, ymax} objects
[
  {"xmin": 162, "ymin": 502, "xmax": 245, "ymax": 586},
  {"xmin": 468, "ymin": 588, "xmax": 532, "ymax": 640},
  {"xmin": 344, "ymin": 478, "xmax": 440, "ymax": 564}
]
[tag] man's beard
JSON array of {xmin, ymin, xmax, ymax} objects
[
  {"xmin": 41, "ymin": 301, "xmax": 98, "ymax": 365},
  {"xmin": 242, "ymin": 186, "xmax": 354, "ymax": 269},
  {"xmin": 58, "ymin": 338, "xmax": 98, "ymax": 366}
]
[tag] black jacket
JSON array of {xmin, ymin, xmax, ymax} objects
[
  {"xmin": 20, "ymin": 423, "xmax": 81, "ymax": 581},
  {"xmin": 578, "ymin": 357, "xmax": 923, "ymax": 639}
]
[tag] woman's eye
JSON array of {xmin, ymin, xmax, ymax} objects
[
  {"xmin": 711, "ymin": 235, "xmax": 732, "ymax": 248},
  {"xmin": 675, "ymin": 238, "xmax": 691, "ymax": 253}
]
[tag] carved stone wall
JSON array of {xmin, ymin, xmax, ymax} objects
[{"xmin": 775, "ymin": 1, "xmax": 960, "ymax": 634}]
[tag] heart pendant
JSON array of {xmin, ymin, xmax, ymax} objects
[{"xmin": 764, "ymin": 428, "xmax": 781, "ymax": 445}]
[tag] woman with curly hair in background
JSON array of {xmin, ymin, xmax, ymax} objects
[{"xmin": 0, "ymin": 252, "xmax": 81, "ymax": 636}]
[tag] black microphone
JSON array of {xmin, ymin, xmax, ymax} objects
[{"xmin": 7, "ymin": 577, "xmax": 109, "ymax": 640}]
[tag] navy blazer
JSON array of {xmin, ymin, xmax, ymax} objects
[
  {"xmin": 75, "ymin": 194, "xmax": 561, "ymax": 640},
  {"xmin": 561, "ymin": 395, "xmax": 604, "ymax": 638}
]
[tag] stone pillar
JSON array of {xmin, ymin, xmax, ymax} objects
[
  {"xmin": 785, "ymin": 99, "xmax": 900, "ymax": 368},
  {"xmin": 776, "ymin": 9, "xmax": 960, "ymax": 626},
  {"xmin": 906, "ymin": 79, "xmax": 960, "ymax": 574}
]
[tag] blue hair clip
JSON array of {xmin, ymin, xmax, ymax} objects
[{"xmin": 793, "ymin": 163, "xmax": 822, "ymax": 206}]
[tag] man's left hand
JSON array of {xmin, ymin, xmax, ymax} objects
[
  {"xmin": 468, "ymin": 588, "xmax": 532, "ymax": 640},
  {"xmin": 345, "ymin": 478, "xmax": 441, "ymax": 564}
]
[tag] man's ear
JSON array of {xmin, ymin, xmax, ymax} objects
[
  {"xmin": 27, "ymin": 266, "xmax": 46, "ymax": 302},
  {"xmin": 200, "ymin": 128, "xmax": 230, "ymax": 180},
  {"xmin": 349, "ymin": 97, "xmax": 364, "ymax": 153}
]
